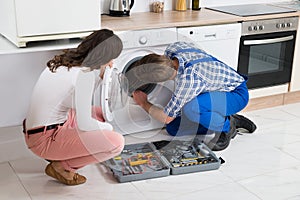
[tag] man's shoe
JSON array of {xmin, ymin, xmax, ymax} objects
[
  {"xmin": 212, "ymin": 127, "xmax": 237, "ymax": 151},
  {"xmin": 45, "ymin": 163, "xmax": 86, "ymax": 186},
  {"xmin": 208, "ymin": 119, "xmax": 237, "ymax": 151},
  {"xmin": 231, "ymin": 114, "xmax": 257, "ymax": 133}
]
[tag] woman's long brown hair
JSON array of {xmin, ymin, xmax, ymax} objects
[{"xmin": 47, "ymin": 29, "xmax": 123, "ymax": 72}]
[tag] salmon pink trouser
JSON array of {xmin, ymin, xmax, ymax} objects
[{"xmin": 24, "ymin": 107, "xmax": 124, "ymax": 172}]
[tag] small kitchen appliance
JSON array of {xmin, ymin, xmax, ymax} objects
[{"xmin": 109, "ymin": 0, "xmax": 135, "ymax": 16}]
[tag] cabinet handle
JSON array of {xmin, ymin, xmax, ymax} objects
[{"xmin": 243, "ymin": 35, "xmax": 294, "ymax": 45}]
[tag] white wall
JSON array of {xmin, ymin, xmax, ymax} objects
[
  {"xmin": 101, "ymin": 0, "xmax": 291, "ymax": 13},
  {"xmin": 101, "ymin": 0, "xmax": 176, "ymax": 13}
]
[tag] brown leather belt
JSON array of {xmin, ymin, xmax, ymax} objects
[{"xmin": 23, "ymin": 121, "xmax": 65, "ymax": 135}]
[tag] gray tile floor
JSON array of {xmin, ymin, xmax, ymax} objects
[{"xmin": 1, "ymin": 103, "xmax": 300, "ymax": 200}]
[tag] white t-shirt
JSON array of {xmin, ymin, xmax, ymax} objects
[{"xmin": 25, "ymin": 66, "xmax": 113, "ymax": 131}]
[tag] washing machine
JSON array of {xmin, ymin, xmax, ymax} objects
[{"xmin": 99, "ymin": 28, "xmax": 177, "ymax": 135}]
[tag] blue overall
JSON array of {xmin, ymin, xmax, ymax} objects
[{"xmin": 165, "ymin": 50, "xmax": 249, "ymax": 136}]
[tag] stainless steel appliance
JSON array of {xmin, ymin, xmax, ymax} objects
[
  {"xmin": 109, "ymin": 0, "xmax": 135, "ymax": 16},
  {"xmin": 238, "ymin": 17, "xmax": 298, "ymax": 89}
]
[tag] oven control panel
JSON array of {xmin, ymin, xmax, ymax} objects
[{"xmin": 242, "ymin": 17, "xmax": 298, "ymax": 36}]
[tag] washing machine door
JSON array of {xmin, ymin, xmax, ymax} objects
[{"xmin": 101, "ymin": 66, "xmax": 128, "ymax": 122}]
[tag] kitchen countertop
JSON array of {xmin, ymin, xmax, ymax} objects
[
  {"xmin": 101, "ymin": 8, "xmax": 300, "ymax": 31},
  {"xmin": 101, "ymin": 8, "xmax": 241, "ymax": 31}
]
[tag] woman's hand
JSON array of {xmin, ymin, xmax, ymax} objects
[{"xmin": 132, "ymin": 90, "xmax": 148, "ymax": 107}]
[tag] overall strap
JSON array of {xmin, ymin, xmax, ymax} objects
[
  {"xmin": 170, "ymin": 48, "xmax": 204, "ymax": 58},
  {"xmin": 171, "ymin": 47, "xmax": 226, "ymax": 68},
  {"xmin": 174, "ymin": 48, "xmax": 204, "ymax": 54},
  {"xmin": 185, "ymin": 57, "xmax": 219, "ymax": 68}
]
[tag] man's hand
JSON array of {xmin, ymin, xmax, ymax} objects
[
  {"xmin": 132, "ymin": 90, "xmax": 149, "ymax": 107},
  {"xmin": 132, "ymin": 90, "xmax": 175, "ymax": 124}
]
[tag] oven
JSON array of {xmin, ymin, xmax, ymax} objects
[{"xmin": 237, "ymin": 17, "xmax": 298, "ymax": 89}]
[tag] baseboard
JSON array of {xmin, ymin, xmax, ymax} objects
[
  {"xmin": 284, "ymin": 91, "xmax": 300, "ymax": 104},
  {"xmin": 243, "ymin": 91, "xmax": 300, "ymax": 112}
]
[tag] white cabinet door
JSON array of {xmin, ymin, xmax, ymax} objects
[{"xmin": 15, "ymin": 0, "xmax": 100, "ymax": 37}]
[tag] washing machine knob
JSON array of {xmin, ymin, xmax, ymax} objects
[{"xmin": 139, "ymin": 36, "xmax": 148, "ymax": 45}]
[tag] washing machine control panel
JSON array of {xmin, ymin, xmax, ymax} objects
[{"xmin": 116, "ymin": 28, "xmax": 177, "ymax": 49}]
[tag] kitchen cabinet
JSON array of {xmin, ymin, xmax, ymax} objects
[
  {"xmin": 0, "ymin": 36, "xmax": 80, "ymax": 127},
  {"xmin": 0, "ymin": 51, "xmax": 59, "ymax": 127},
  {"xmin": 0, "ymin": 0, "xmax": 100, "ymax": 47}
]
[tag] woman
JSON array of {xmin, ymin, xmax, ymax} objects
[
  {"xmin": 131, "ymin": 41, "xmax": 255, "ymax": 151},
  {"xmin": 23, "ymin": 29, "xmax": 124, "ymax": 185}
]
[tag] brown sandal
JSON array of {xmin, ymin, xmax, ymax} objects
[{"xmin": 45, "ymin": 163, "xmax": 86, "ymax": 185}]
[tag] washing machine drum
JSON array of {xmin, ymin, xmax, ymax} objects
[
  {"xmin": 123, "ymin": 56, "xmax": 156, "ymax": 95},
  {"xmin": 101, "ymin": 67, "xmax": 128, "ymax": 122}
]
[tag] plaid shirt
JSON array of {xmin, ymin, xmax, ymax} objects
[{"xmin": 163, "ymin": 42, "xmax": 245, "ymax": 118}]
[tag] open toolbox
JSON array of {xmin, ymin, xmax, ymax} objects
[
  {"xmin": 152, "ymin": 138, "xmax": 221, "ymax": 175},
  {"xmin": 103, "ymin": 137, "xmax": 222, "ymax": 183},
  {"xmin": 103, "ymin": 142, "xmax": 170, "ymax": 183}
]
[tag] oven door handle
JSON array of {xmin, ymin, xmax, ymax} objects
[{"xmin": 243, "ymin": 35, "xmax": 294, "ymax": 46}]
